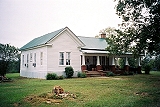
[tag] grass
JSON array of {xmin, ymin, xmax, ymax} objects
[{"xmin": 0, "ymin": 71, "xmax": 160, "ymax": 107}]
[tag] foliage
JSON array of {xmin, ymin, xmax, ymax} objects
[
  {"xmin": 106, "ymin": 71, "xmax": 115, "ymax": 77},
  {"xmin": 144, "ymin": 64, "xmax": 151, "ymax": 74},
  {"xmin": 118, "ymin": 57, "xmax": 137, "ymax": 69},
  {"xmin": 155, "ymin": 55, "xmax": 160, "ymax": 71},
  {"xmin": 141, "ymin": 56, "xmax": 154, "ymax": 71},
  {"xmin": 65, "ymin": 66, "xmax": 74, "ymax": 78},
  {"xmin": 58, "ymin": 75, "xmax": 64, "ymax": 80},
  {"xmin": 122, "ymin": 71, "xmax": 134, "ymax": 75},
  {"xmin": 0, "ymin": 43, "xmax": 19, "ymax": 76},
  {"xmin": 46, "ymin": 73, "xmax": 57, "ymax": 80},
  {"xmin": 114, "ymin": 0, "xmax": 160, "ymax": 55},
  {"xmin": 118, "ymin": 58, "xmax": 125, "ymax": 69},
  {"xmin": 46, "ymin": 73, "xmax": 63, "ymax": 80},
  {"xmin": 8, "ymin": 59, "xmax": 20, "ymax": 73},
  {"xmin": 77, "ymin": 72, "xmax": 86, "ymax": 78},
  {"xmin": 106, "ymin": 29, "xmax": 137, "ymax": 55}
]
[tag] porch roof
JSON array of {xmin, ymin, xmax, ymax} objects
[{"xmin": 81, "ymin": 50, "xmax": 109, "ymax": 54}]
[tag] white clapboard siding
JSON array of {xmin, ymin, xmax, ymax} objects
[{"xmin": 20, "ymin": 28, "xmax": 82, "ymax": 79}]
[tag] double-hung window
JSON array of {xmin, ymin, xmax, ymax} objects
[
  {"xmin": 33, "ymin": 53, "xmax": 36, "ymax": 67},
  {"xmin": 34, "ymin": 53, "xmax": 36, "ymax": 63},
  {"xmin": 59, "ymin": 52, "xmax": 71, "ymax": 65},
  {"xmin": 22, "ymin": 55, "xmax": 24, "ymax": 65},
  {"xmin": 30, "ymin": 53, "xmax": 32, "ymax": 62},
  {"xmin": 59, "ymin": 52, "xmax": 64, "ymax": 65},
  {"xmin": 27, "ymin": 54, "xmax": 29, "ymax": 64},
  {"xmin": 40, "ymin": 52, "xmax": 43, "ymax": 65},
  {"xmin": 66, "ymin": 52, "xmax": 70, "ymax": 65}
]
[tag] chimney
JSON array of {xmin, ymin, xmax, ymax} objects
[{"xmin": 100, "ymin": 33, "xmax": 106, "ymax": 38}]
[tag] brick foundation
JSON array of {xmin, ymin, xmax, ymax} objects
[
  {"xmin": 96, "ymin": 65, "xmax": 102, "ymax": 71},
  {"xmin": 125, "ymin": 65, "xmax": 129, "ymax": 71},
  {"xmin": 81, "ymin": 65, "xmax": 86, "ymax": 71},
  {"xmin": 111, "ymin": 65, "xmax": 116, "ymax": 73}
]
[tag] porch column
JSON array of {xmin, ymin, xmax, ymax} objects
[
  {"xmin": 97, "ymin": 56, "xmax": 100, "ymax": 65},
  {"xmin": 112, "ymin": 56, "xmax": 115, "ymax": 65},
  {"xmin": 125, "ymin": 57, "xmax": 129, "ymax": 71},
  {"xmin": 138, "ymin": 57, "xmax": 141, "ymax": 66},
  {"xmin": 96, "ymin": 56, "xmax": 102, "ymax": 71},
  {"xmin": 125, "ymin": 57, "xmax": 129, "ymax": 65},
  {"xmin": 137, "ymin": 57, "xmax": 142, "ymax": 74},
  {"xmin": 81, "ymin": 54, "xmax": 86, "ymax": 71},
  {"xmin": 82, "ymin": 54, "xmax": 85, "ymax": 65},
  {"xmin": 111, "ymin": 57, "xmax": 116, "ymax": 73}
]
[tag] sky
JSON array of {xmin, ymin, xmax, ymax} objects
[{"xmin": 0, "ymin": 0, "xmax": 122, "ymax": 48}]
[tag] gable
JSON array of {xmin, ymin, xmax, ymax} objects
[
  {"xmin": 20, "ymin": 27, "xmax": 84, "ymax": 51},
  {"xmin": 47, "ymin": 27, "xmax": 85, "ymax": 47}
]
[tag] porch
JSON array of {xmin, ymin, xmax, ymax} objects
[{"xmin": 81, "ymin": 54, "xmax": 142, "ymax": 77}]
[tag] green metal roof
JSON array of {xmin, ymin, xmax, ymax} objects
[
  {"xmin": 20, "ymin": 27, "xmax": 108, "ymax": 51},
  {"xmin": 20, "ymin": 28, "xmax": 65, "ymax": 50},
  {"xmin": 78, "ymin": 36, "xmax": 108, "ymax": 50}
]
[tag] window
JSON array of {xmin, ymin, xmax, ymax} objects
[
  {"xmin": 40, "ymin": 52, "xmax": 43, "ymax": 65},
  {"xmin": 66, "ymin": 52, "xmax": 70, "ymax": 65},
  {"xmin": 22, "ymin": 55, "xmax": 24, "ymax": 65},
  {"xmin": 34, "ymin": 53, "xmax": 36, "ymax": 63},
  {"xmin": 33, "ymin": 53, "xmax": 36, "ymax": 67},
  {"xmin": 27, "ymin": 54, "xmax": 29, "ymax": 63},
  {"xmin": 59, "ymin": 52, "xmax": 71, "ymax": 65},
  {"xmin": 30, "ymin": 53, "xmax": 32, "ymax": 62},
  {"xmin": 59, "ymin": 52, "xmax": 64, "ymax": 65}
]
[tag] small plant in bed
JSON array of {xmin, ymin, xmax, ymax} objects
[
  {"xmin": 77, "ymin": 72, "xmax": 86, "ymax": 78},
  {"xmin": 46, "ymin": 73, "xmax": 64, "ymax": 80},
  {"xmin": 106, "ymin": 71, "xmax": 115, "ymax": 77}
]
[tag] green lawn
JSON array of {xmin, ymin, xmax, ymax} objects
[{"xmin": 0, "ymin": 72, "xmax": 160, "ymax": 107}]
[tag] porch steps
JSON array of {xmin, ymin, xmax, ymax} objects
[{"xmin": 86, "ymin": 71, "xmax": 104, "ymax": 77}]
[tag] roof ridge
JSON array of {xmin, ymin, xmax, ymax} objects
[
  {"xmin": 38, "ymin": 27, "xmax": 65, "ymax": 39},
  {"xmin": 78, "ymin": 36, "xmax": 105, "ymax": 39}
]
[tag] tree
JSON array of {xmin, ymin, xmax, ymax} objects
[
  {"xmin": 106, "ymin": 28, "xmax": 138, "ymax": 56},
  {"xmin": 141, "ymin": 56, "xmax": 154, "ymax": 74},
  {"xmin": 155, "ymin": 55, "xmax": 160, "ymax": 71},
  {"xmin": 112, "ymin": 0, "xmax": 160, "ymax": 55},
  {"xmin": 0, "ymin": 43, "xmax": 19, "ymax": 77}
]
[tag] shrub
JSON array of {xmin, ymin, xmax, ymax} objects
[
  {"xmin": 144, "ymin": 64, "xmax": 151, "ymax": 74},
  {"xmin": 128, "ymin": 72, "xmax": 135, "ymax": 75},
  {"xmin": 77, "ymin": 72, "xmax": 86, "ymax": 78},
  {"xmin": 77, "ymin": 72, "xmax": 81, "ymax": 78},
  {"xmin": 65, "ymin": 66, "xmax": 74, "ymax": 78},
  {"xmin": 59, "ymin": 75, "xmax": 64, "ymax": 80},
  {"xmin": 46, "ymin": 73, "xmax": 58, "ymax": 80},
  {"xmin": 122, "ymin": 71, "xmax": 134, "ymax": 75},
  {"xmin": 122, "ymin": 71, "xmax": 129, "ymax": 75},
  {"xmin": 106, "ymin": 72, "xmax": 115, "ymax": 77}
]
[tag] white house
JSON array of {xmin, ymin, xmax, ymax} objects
[{"xmin": 20, "ymin": 27, "xmax": 142, "ymax": 79}]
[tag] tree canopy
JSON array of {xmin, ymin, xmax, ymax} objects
[
  {"xmin": 108, "ymin": 0, "xmax": 160, "ymax": 56},
  {"xmin": 0, "ymin": 43, "xmax": 19, "ymax": 76}
]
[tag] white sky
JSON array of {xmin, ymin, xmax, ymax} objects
[{"xmin": 0, "ymin": 0, "xmax": 122, "ymax": 48}]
